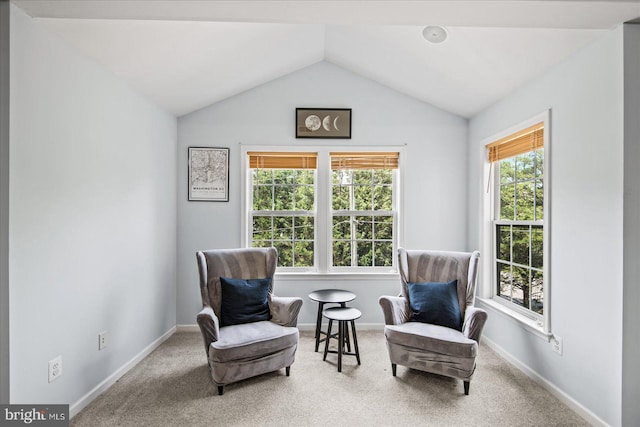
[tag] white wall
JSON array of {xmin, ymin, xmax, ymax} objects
[
  {"xmin": 622, "ymin": 22, "xmax": 640, "ymax": 427},
  {"xmin": 9, "ymin": 5, "xmax": 177, "ymax": 407},
  {"xmin": 177, "ymin": 61, "xmax": 468, "ymax": 326},
  {"xmin": 5, "ymin": 7, "xmax": 633, "ymax": 424},
  {"xmin": 0, "ymin": 0, "xmax": 10, "ymax": 405},
  {"xmin": 468, "ymin": 28, "xmax": 624, "ymax": 426}
]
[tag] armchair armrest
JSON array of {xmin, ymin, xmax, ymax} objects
[
  {"xmin": 196, "ymin": 305, "xmax": 219, "ymax": 356},
  {"xmin": 269, "ymin": 294, "xmax": 303, "ymax": 327},
  {"xmin": 463, "ymin": 306, "xmax": 488, "ymax": 343},
  {"xmin": 378, "ymin": 295, "xmax": 409, "ymax": 325}
]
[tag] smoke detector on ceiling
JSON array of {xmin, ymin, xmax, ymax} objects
[{"xmin": 422, "ymin": 26, "xmax": 448, "ymax": 43}]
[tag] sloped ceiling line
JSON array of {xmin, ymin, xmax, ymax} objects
[{"xmin": 15, "ymin": 1, "xmax": 640, "ymax": 117}]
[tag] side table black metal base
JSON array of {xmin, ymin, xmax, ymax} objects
[
  {"xmin": 308, "ymin": 289, "xmax": 356, "ymax": 352},
  {"xmin": 322, "ymin": 307, "xmax": 361, "ymax": 372}
]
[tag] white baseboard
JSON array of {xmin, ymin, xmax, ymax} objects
[
  {"xmin": 482, "ymin": 336, "xmax": 609, "ymax": 427},
  {"xmin": 177, "ymin": 323, "xmax": 385, "ymax": 332},
  {"xmin": 176, "ymin": 324, "xmax": 199, "ymax": 332},
  {"xmin": 69, "ymin": 326, "xmax": 176, "ymax": 419},
  {"xmin": 75, "ymin": 324, "xmax": 603, "ymax": 425}
]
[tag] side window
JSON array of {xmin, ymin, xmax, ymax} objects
[{"xmin": 488, "ymin": 123, "xmax": 546, "ymax": 319}]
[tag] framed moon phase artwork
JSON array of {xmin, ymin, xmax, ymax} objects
[{"xmin": 296, "ymin": 108, "xmax": 351, "ymax": 139}]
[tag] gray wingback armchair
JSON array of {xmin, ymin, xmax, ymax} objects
[
  {"xmin": 196, "ymin": 247, "xmax": 303, "ymax": 395},
  {"xmin": 378, "ymin": 248, "xmax": 487, "ymax": 395}
]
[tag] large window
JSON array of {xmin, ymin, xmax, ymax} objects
[
  {"xmin": 245, "ymin": 149, "xmax": 400, "ymax": 273},
  {"xmin": 249, "ymin": 152, "xmax": 317, "ymax": 269},
  {"xmin": 487, "ymin": 121, "xmax": 547, "ymax": 320},
  {"xmin": 331, "ymin": 152, "xmax": 398, "ymax": 269}
]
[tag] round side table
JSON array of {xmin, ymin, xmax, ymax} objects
[
  {"xmin": 308, "ymin": 289, "xmax": 356, "ymax": 352},
  {"xmin": 322, "ymin": 306, "xmax": 362, "ymax": 372}
]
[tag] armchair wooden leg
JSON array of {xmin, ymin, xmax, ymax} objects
[
  {"xmin": 392, "ymin": 363, "xmax": 397, "ymax": 377},
  {"xmin": 463, "ymin": 381, "xmax": 470, "ymax": 395},
  {"xmin": 218, "ymin": 385, "xmax": 224, "ymax": 396},
  {"xmin": 286, "ymin": 366, "xmax": 290, "ymax": 376}
]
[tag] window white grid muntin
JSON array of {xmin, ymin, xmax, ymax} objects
[
  {"xmin": 481, "ymin": 110, "xmax": 551, "ymax": 335},
  {"xmin": 242, "ymin": 146, "xmax": 403, "ymax": 275},
  {"xmin": 329, "ymin": 210, "xmax": 398, "ymax": 272},
  {"xmin": 328, "ymin": 162, "xmax": 399, "ymax": 272},
  {"xmin": 248, "ymin": 167, "xmax": 318, "ymax": 272},
  {"xmin": 492, "ymin": 157, "xmax": 545, "ymax": 322},
  {"xmin": 496, "ymin": 150, "xmax": 544, "ymax": 222},
  {"xmin": 494, "ymin": 220, "xmax": 544, "ymax": 317},
  {"xmin": 250, "ymin": 212, "xmax": 317, "ymax": 269}
]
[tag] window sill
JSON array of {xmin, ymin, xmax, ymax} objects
[
  {"xmin": 275, "ymin": 271, "xmax": 399, "ymax": 281},
  {"xmin": 476, "ymin": 297, "xmax": 552, "ymax": 341}
]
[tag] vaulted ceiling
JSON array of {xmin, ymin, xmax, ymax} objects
[{"xmin": 13, "ymin": 1, "xmax": 640, "ymax": 118}]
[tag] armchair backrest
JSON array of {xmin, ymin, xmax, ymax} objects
[
  {"xmin": 398, "ymin": 248, "xmax": 480, "ymax": 319},
  {"xmin": 196, "ymin": 247, "xmax": 278, "ymax": 320}
]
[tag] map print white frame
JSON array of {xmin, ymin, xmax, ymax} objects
[{"xmin": 188, "ymin": 147, "xmax": 229, "ymax": 202}]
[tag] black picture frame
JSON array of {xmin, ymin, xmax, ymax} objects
[
  {"xmin": 188, "ymin": 147, "xmax": 229, "ymax": 202},
  {"xmin": 296, "ymin": 108, "xmax": 351, "ymax": 139}
]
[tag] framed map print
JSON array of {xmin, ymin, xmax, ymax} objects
[{"xmin": 188, "ymin": 147, "xmax": 229, "ymax": 202}]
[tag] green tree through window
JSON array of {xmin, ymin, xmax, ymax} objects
[
  {"xmin": 247, "ymin": 150, "xmax": 400, "ymax": 272},
  {"xmin": 252, "ymin": 169, "xmax": 315, "ymax": 268},
  {"xmin": 489, "ymin": 122, "xmax": 544, "ymax": 316},
  {"xmin": 248, "ymin": 151, "xmax": 317, "ymax": 268},
  {"xmin": 330, "ymin": 152, "xmax": 398, "ymax": 270},
  {"xmin": 331, "ymin": 169, "xmax": 395, "ymax": 268}
]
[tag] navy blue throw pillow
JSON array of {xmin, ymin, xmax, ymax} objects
[
  {"xmin": 407, "ymin": 280, "xmax": 462, "ymax": 331},
  {"xmin": 220, "ymin": 277, "xmax": 271, "ymax": 327}
]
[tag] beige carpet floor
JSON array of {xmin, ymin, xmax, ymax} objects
[{"xmin": 71, "ymin": 330, "xmax": 589, "ymax": 427}]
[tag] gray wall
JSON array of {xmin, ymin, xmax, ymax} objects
[
  {"xmin": 0, "ymin": 0, "xmax": 10, "ymax": 405},
  {"xmin": 622, "ymin": 22, "xmax": 640, "ymax": 427},
  {"xmin": 9, "ymin": 6, "xmax": 177, "ymax": 406},
  {"xmin": 468, "ymin": 28, "xmax": 624, "ymax": 425},
  {"xmin": 7, "ymin": 6, "xmax": 633, "ymax": 424},
  {"xmin": 177, "ymin": 61, "xmax": 469, "ymax": 326}
]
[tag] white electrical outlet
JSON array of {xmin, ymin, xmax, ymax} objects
[
  {"xmin": 551, "ymin": 335, "xmax": 563, "ymax": 355},
  {"xmin": 48, "ymin": 355, "xmax": 62, "ymax": 383},
  {"xmin": 99, "ymin": 331, "xmax": 107, "ymax": 351}
]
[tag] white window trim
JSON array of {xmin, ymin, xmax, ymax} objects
[
  {"xmin": 240, "ymin": 144, "xmax": 405, "ymax": 276},
  {"xmin": 478, "ymin": 110, "xmax": 552, "ymax": 341}
]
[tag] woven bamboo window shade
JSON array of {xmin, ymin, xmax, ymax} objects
[
  {"xmin": 486, "ymin": 122, "xmax": 544, "ymax": 163},
  {"xmin": 330, "ymin": 152, "xmax": 399, "ymax": 170},
  {"xmin": 248, "ymin": 152, "xmax": 317, "ymax": 169}
]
